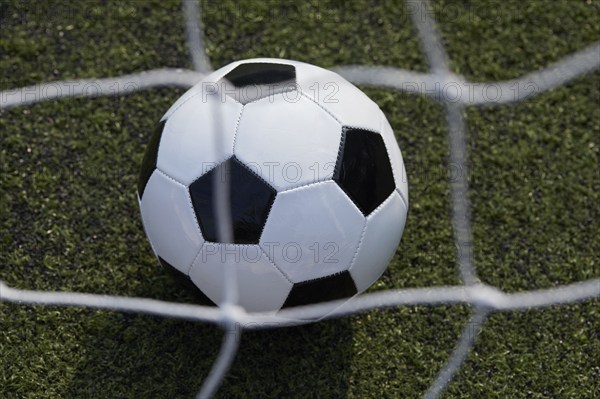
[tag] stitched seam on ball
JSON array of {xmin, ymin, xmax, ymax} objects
[
  {"xmin": 278, "ymin": 176, "xmax": 335, "ymax": 194},
  {"xmin": 187, "ymin": 242, "xmax": 205, "ymax": 276},
  {"xmin": 223, "ymin": 93, "xmax": 243, "ymax": 105},
  {"xmin": 339, "ymin": 124, "xmax": 380, "ymax": 133},
  {"xmin": 347, "ymin": 218, "xmax": 368, "ymax": 272},
  {"xmin": 187, "ymin": 155, "xmax": 231, "ymax": 185},
  {"xmin": 383, "ymin": 146, "xmax": 398, "ymax": 191},
  {"xmin": 298, "ymin": 89, "xmax": 342, "ymax": 125},
  {"xmin": 259, "ymin": 245, "xmax": 294, "ymax": 285},
  {"xmin": 155, "ymin": 168, "xmax": 204, "ymax": 241},
  {"xmin": 333, "ymin": 126, "xmax": 346, "ymax": 182},
  {"xmin": 167, "ymin": 74, "xmax": 242, "ymax": 118},
  {"xmin": 207, "ymin": 156, "xmax": 277, "ymax": 242},
  {"xmin": 232, "ymin": 155, "xmax": 277, "ymax": 191},
  {"xmin": 333, "ymin": 127, "xmax": 371, "ymax": 215},
  {"xmin": 291, "ymin": 270, "xmax": 350, "ymax": 286},
  {"xmin": 258, "ymin": 194, "xmax": 276, "ymax": 240},
  {"xmin": 185, "ymin": 186, "xmax": 204, "ymax": 241},
  {"xmin": 140, "ymin": 120, "xmax": 167, "ymax": 199},
  {"xmin": 379, "ymin": 110, "xmax": 408, "ymax": 209},
  {"xmin": 369, "ymin": 189, "xmax": 396, "ymax": 220},
  {"xmin": 277, "ymin": 178, "xmax": 332, "ymax": 195},
  {"xmin": 168, "ymin": 91, "xmax": 204, "ymax": 116},
  {"xmin": 379, "ymin": 111, "xmax": 399, "ymax": 192},
  {"xmin": 396, "ymin": 188, "xmax": 408, "ymax": 209},
  {"xmin": 231, "ymin": 106, "xmax": 245, "ymax": 154},
  {"xmin": 239, "ymin": 159, "xmax": 278, "ymax": 240},
  {"xmin": 156, "ymin": 167, "xmax": 186, "ymax": 187},
  {"xmin": 241, "ymin": 85, "xmax": 298, "ymax": 105}
]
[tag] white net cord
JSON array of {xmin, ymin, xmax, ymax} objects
[{"xmin": 1, "ymin": 1, "xmax": 599, "ymax": 398}]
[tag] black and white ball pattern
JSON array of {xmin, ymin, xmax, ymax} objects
[{"xmin": 138, "ymin": 59, "xmax": 408, "ymax": 313}]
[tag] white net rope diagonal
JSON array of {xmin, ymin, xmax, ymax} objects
[
  {"xmin": 4, "ymin": 40, "xmax": 600, "ymax": 110},
  {"xmin": 2, "ymin": 279, "xmax": 599, "ymax": 324},
  {"xmin": 0, "ymin": 0, "xmax": 599, "ymax": 398}
]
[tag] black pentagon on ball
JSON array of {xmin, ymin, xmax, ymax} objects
[
  {"xmin": 138, "ymin": 120, "xmax": 166, "ymax": 199},
  {"xmin": 222, "ymin": 62, "xmax": 296, "ymax": 87},
  {"xmin": 282, "ymin": 271, "xmax": 358, "ymax": 308},
  {"xmin": 220, "ymin": 62, "xmax": 297, "ymax": 105},
  {"xmin": 158, "ymin": 257, "xmax": 216, "ymax": 306},
  {"xmin": 333, "ymin": 127, "xmax": 395, "ymax": 216},
  {"xmin": 189, "ymin": 156, "xmax": 276, "ymax": 244}
]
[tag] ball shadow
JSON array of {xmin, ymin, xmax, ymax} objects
[
  {"xmin": 221, "ymin": 318, "xmax": 353, "ymax": 398},
  {"xmin": 65, "ymin": 274, "xmax": 353, "ymax": 399}
]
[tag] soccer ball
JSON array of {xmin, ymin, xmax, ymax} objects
[{"xmin": 137, "ymin": 58, "xmax": 408, "ymax": 315}]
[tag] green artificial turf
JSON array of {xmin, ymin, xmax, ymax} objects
[{"xmin": 1, "ymin": 0, "xmax": 598, "ymax": 398}]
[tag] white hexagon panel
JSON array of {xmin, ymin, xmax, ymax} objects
[
  {"xmin": 156, "ymin": 89, "xmax": 243, "ymax": 186},
  {"xmin": 139, "ymin": 170, "xmax": 204, "ymax": 274},
  {"xmin": 260, "ymin": 181, "xmax": 365, "ymax": 283},
  {"xmin": 348, "ymin": 190, "xmax": 407, "ymax": 292},
  {"xmin": 294, "ymin": 61, "xmax": 382, "ymax": 133},
  {"xmin": 189, "ymin": 243, "xmax": 293, "ymax": 312},
  {"xmin": 234, "ymin": 93, "xmax": 341, "ymax": 191}
]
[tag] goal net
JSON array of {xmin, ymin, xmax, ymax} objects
[{"xmin": 1, "ymin": 1, "xmax": 598, "ymax": 398}]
